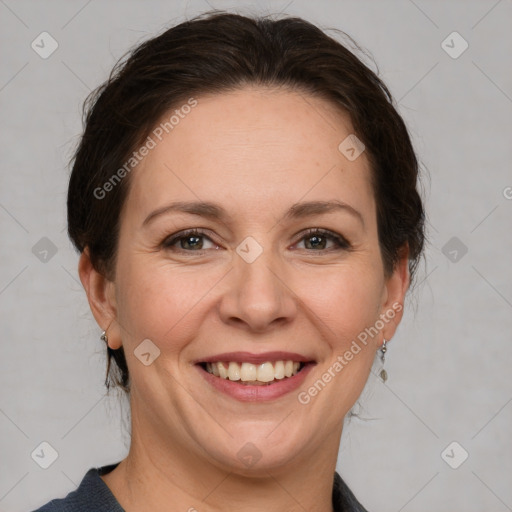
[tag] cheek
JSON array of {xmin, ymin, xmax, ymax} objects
[
  {"xmin": 291, "ymin": 267, "xmax": 383, "ymax": 423},
  {"xmin": 115, "ymin": 260, "xmax": 223, "ymax": 351},
  {"xmin": 114, "ymin": 263, "xmax": 212, "ymax": 395},
  {"xmin": 297, "ymin": 265, "xmax": 383, "ymax": 345}
]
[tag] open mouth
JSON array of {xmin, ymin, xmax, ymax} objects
[{"xmin": 197, "ymin": 360, "xmax": 313, "ymax": 386}]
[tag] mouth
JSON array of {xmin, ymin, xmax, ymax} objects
[
  {"xmin": 198, "ymin": 360, "xmax": 311, "ymax": 386},
  {"xmin": 194, "ymin": 351, "xmax": 316, "ymax": 401}
]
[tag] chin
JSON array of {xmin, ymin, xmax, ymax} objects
[{"xmin": 196, "ymin": 422, "xmax": 310, "ymax": 475}]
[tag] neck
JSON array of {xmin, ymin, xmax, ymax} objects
[{"xmin": 101, "ymin": 402, "xmax": 341, "ymax": 512}]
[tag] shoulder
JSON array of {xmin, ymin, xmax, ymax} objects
[
  {"xmin": 32, "ymin": 466, "xmax": 361, "ymax": 512},
  {"xmin": 332, "ymin": 471, "xmax": 369, "ymax": 512},
  {"xmin": 30, "ymin": 463, "xmax": 124, "ymax": 512}
]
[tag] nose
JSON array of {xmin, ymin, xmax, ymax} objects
[{"xmin": 218, "ymin": 247, "xmax": 297, "ymax": 333}]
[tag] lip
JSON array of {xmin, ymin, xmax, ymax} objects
[
  {"xmin": 193, "ymin": 351, "xmax": 315, "ymax": 365},
  {"xmin": 196, "ymin": 361, "xmax": 316, "ymax": 402}
]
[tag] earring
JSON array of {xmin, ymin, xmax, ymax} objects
[
  {"xmin": 379, "ymin": 339, "xmax": 388, "ymax": 383},
  {"xmin": 100, "ymin": 330, "xmax": 108, "ymax": 343}
]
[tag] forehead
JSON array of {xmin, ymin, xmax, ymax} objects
[{"xmin": 125, "ymin": 86, "xmax": 375, "ymax": 221}]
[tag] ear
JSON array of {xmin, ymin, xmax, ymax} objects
[
  {"xmin": 378, "ymin": 243, "xmax": 410, "ymax": 344},
  {"xmin": 78, "ymin": 248, "xmax": 122, "ymax": 350}
]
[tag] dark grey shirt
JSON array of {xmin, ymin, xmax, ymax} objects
[{"xmin": 31, "ymin": 462, "xmax": 368, "ymax": 512}]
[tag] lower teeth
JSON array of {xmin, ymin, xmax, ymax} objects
[
  {"xmin": 210, "ymin": 374, "xmax": 296, "ymax": 385},
  {"xmin": 238, "ymin": 379, "xmax": 275, "ymax": 386}
]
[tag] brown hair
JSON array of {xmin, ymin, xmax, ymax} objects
[{"xmin": 67, "ymin": 11, "xmax": 426, "ymax": 394}]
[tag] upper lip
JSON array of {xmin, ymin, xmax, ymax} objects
[{"xmin": 194, "ymin": 351, "xmax": 316, "ymax": 365}]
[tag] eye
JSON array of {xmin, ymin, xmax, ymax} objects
[
  {"xmin": 162, "ymin": 229, "xmax": 219, "ymax": 251},
  {"xmin": 294, "ymin": 228, "xmax": 351, "ymax": 251}
]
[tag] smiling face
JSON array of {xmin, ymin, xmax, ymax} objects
[{"xmin": 82, "ymin": 86, "xmax": 408, "ymax": 477}]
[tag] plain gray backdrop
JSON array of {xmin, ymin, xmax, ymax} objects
[{"xmin": 1, "ymin": 1, "xmax": 511, "ymax": 511}]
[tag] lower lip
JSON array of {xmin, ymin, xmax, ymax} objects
[{"xmin": 196, "ymin": 363, "xmax": 315, "ymax": 402}]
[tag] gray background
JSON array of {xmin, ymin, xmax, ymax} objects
[{"xmin": 1, "ymin": 0, "xmax": 511, "ymax": 511}]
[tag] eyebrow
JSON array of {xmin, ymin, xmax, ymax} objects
[
  {"xmin": 142, "ymin": 199, "xmax": 364, "ymax": 228},
  {"xmin": 284, "ymin": 200, "xmax": 364, "ymax": 227},
  {"xmin": 142, "ymin": 201, "xmax": 228, "ymax": 227}
]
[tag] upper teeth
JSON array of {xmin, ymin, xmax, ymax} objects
[{"xmin": 205, "ymin": 361, "xmax": 302, "ymax": 382}]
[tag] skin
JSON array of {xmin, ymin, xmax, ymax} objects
[{"xmin": 79, "ymin": 86, "xmax": 409, "ymax": 512}]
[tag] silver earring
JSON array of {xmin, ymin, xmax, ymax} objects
[
  {"xmin": 379, "ymin": 339, "xmax": 388, "ymax": 383},
  {"xmin": 100, "ymin": 331, "xmax": 108, "ymax": 343}
]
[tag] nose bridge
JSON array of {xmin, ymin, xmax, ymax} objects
[{"xmin": 219, "ymin": 240, "xmax": 296, "ymax": 330}]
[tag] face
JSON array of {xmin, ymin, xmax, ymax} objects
[{"xmin": 83, "ymin": 86, "xmax": 408, "ymax": 476}]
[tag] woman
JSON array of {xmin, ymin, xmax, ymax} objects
[{"xmin": 33, "ymin": 11, "xmax": 425, "ymax": 512}]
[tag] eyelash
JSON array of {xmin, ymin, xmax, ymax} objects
[
  {"xmin": 161, "ymin": 228, "xmax": 351, "ymax": 253},
  {"xmin": 294, "ymin": 228, "xmax": 351, "ymax": 252}
]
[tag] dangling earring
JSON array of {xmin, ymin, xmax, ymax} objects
[{"xmin": 379, "ymin": 338, "xmax": 388, "ymax": 383}]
